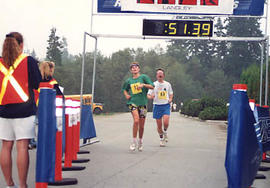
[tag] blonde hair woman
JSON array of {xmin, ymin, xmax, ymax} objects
[
  {"xmin": 39, "ymin": 61, "xmax": 55, "ymax": 80},
  {"xmin": 39, "ymin": 61, "xmax": 62, "ymax": 96}
]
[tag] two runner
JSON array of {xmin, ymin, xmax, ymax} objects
[{"xmin": 123, "ymin": 63, "xmax": 173, "ymax": 151}]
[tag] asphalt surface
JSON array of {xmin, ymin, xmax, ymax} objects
[{"xmin": 0, "ymin": 112, "xmax": 270, "ymax": 188}]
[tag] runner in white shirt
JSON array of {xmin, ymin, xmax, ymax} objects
[{"xmin": 147, "ymin": 68, "xmax": 173, "ymax": 147}]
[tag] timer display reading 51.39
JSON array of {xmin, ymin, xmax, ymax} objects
[{"xmin": 143, "ymin": 19, "xmax": 213, "ymax": 37}]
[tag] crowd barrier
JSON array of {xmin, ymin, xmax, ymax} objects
[
  {"xmin": 225, "ymin": 84, "xmax": 270, "ymax": 188},
  {"xmin": 35, "ymin": 84, "xmax": 97, "ymax": 187},
  {"xmin": 81, "ymin": 105, "xmax": 97, "ymax": 140},
  {"xmin": 253, "ymin": 104, "xmax": 270, "ymax": 173},
  {"xmin": 62, "ymin": 99, "xmax": 87, "ymax": 171},
  {"xmin": 73, "ymin": 101, "xmax": 90, "ymax": 162}
]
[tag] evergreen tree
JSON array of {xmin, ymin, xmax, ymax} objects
[
  {"xmin": 61, "ymin": 37, "xmax": 70, "ymax": 64},
  {"xmin": 240, "ymin": 64, "xmax": 261, "ymax": 102},
  {"xmin": 98, "ymin": 48, "xmax": 133, "ymax": 112},
  {"xmin": 30, "ymin": 49, "xmax": 38, "ymax": 60},
  {"xmin": 223, "ymin": 17, "xmax": 263, "ymax": 78},
  {"xmin": 205, "ymin": 69, "xmax": 231, "ymax": 99},
  {"xmin": 213, "ymin": 18, "xmax": 228, "ymax": 70},
  {"xmin": 46, "ymin": 27, "xmax": 64, "ymax": 65}
]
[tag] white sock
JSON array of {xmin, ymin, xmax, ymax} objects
[{"xmin": 133, "ymin": 138, "xmax": 137, "ymax": 143}]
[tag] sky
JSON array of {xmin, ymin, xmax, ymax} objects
[{"xmin": 0, "ymin": 0, "xmax": 269, "ymax": 59}]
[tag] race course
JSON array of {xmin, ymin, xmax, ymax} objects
[{"xmin": 1, "ymin": 112, "xmax": 270, "ymax": 188}]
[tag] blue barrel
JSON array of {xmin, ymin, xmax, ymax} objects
[
  {"xmin": 36, "ymin": 87, "xmax": 57, "ymax": 183},
  {"xmin": 225, "ymin": 86, "xmax": 262, "ymax": 188}
]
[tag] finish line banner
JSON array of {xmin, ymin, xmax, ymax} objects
[
  {"xmin": 97, "ymin": 0, "xmax": 265, "ymax": 15},
  {"xmin": 121, "ymin": 0, "xmax": 234, "ymax": 14},
  {"xmin": 233, "ymin": 0, "xmax": 264, "ymax": 15}
]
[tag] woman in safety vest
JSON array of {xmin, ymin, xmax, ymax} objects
[{"xmin": 0, "ymin": 32, "xmax": 41, "ymax": 188}]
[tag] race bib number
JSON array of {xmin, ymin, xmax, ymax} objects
[
  {"xmin": 158, "ymin": 90, "xmax": 167, "ymax": 100},
  {"xmin": 131, "ymin": 82, "xmax": 142, "ymax": 94}
]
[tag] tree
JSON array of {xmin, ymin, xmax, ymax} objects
[
  {"xmin": 98, "ymin": 48, "xmax": 133, "ymax": 112},
  {"xmin": 30, "ymin": 49, "xmax": 38, "ymax": 60},
  {"xmin": 166, "ymin": 17, "xmax": 228, "ymax": 87},
  {"xmin": 223, "ymin": 17, "xmax": 263, "ymax": 78},
  {"xmin": 240, "ymin": 64, "xmax": 261, "ymax": 103},
  {"xmin": 205, "ymin": 69, "xmax": 231, "ymax": 99},
  {"xmin": 212, "ymin": 18, "xmax": 228, "ymax": 70},
  {"xmin": 165, "ymin": 62, "xmax": 204, "ymax": 103},
  {"xmin": 61, "ymin": 37, "xmax": 72, "ymax": 64},
  {"xmin": 185, "ymin": 56, "xmax": 204, "ymax": 82},
  {"xmin": 46, "ymin": 27, "xmax": 64, "ymax": 65}
]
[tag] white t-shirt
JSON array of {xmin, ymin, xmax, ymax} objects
[{"xmin": 148, "ymin": 80, "xmax": 173, "ymax": 105}]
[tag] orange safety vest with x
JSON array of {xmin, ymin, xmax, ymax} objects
[{"xmin": 0, "ymin": 54, "xmax": 29, "ymax": 105}]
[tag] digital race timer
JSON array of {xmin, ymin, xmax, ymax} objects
[{"xmin": 143, "ymin": 19, "xmax": 213, "ymax": 37}]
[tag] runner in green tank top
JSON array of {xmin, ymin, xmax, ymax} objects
[{"xmin": 122, "ymin": 62, "xmax": 154, "ymax": 151}]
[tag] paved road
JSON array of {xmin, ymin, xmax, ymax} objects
[{"xmin": 1, "ymin": 112, "xmax": 270, "ymax": 188}]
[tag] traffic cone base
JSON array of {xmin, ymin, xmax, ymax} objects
[
  {"xmin": 72, "ymin": 158, "xmax": 90, "ymax": 163},
  {"xmin": 48, "ymin": 178, "xmax": 78, "ymax": 186},
  {"xmin": 77, "ymin": 150, "xmax": 90, "ymax": 154},
  {"xmin": 62, "ymin": 166, "xmax": 85, "ymax": 171}
]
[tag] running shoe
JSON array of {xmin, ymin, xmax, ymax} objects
[
  {"xmin": 6, "ymin": 185, "xmax": 18, "ymax": 188},
  {"xmin": 164, "ymin": 132, "xmax": 168, "ymax": 142},
  {"xmin": 129, "ymin": 143, "xmax": 136, "ymax": 151},
  {"xmin": 160, "ymin": 139, "xmax": 165, "ymax": 147},
  {"xmin": 138, "ymin": 141, "xmax": 143, "ymax": 151}
]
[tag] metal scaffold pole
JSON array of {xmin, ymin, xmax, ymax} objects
[
  {"xmin": 91, "ymin": 37, "xmax": 98, "ymax": 104},
  {"xmin": 80, "ymin": 32, "xmax": 87, "ymax": 108},
  {"xmin": 80, "ymin": 32, "xmax": 98, "ymax": 105},
  {"xmin": 264, "ymin": 0, "xmax": 269, "ymax": 105},
  {"xmin": 260, "ymin": 42, "xmax": 264, "ymax": 106},
  {"xmin": 265, "ymin": 36, "xmax": 270, "ymax": 105}
]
